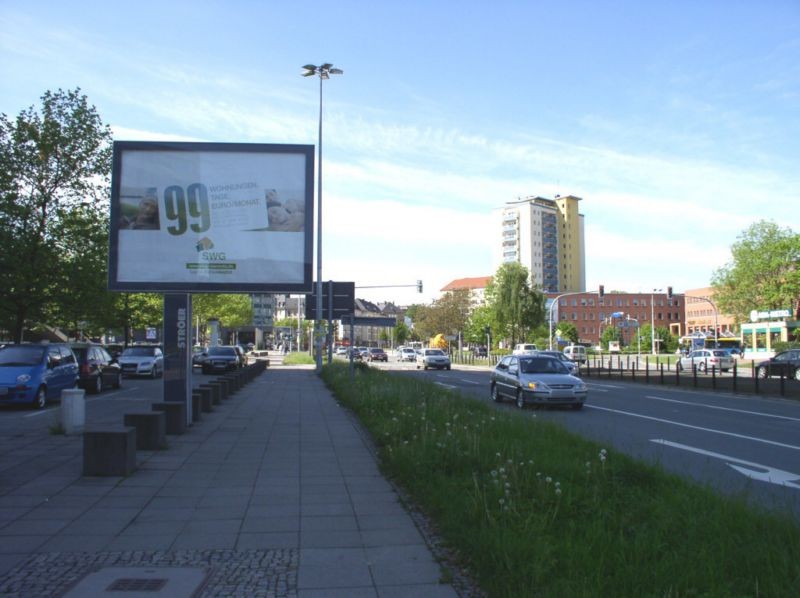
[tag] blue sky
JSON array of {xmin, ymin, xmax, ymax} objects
[{"xmin": 2, "ymin": 0, "xmax": 798, "ymax": 306}]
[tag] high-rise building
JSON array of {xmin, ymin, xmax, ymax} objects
[{"xmin": 492, "ymin": 195, "xmax": 585, "ymax": 293}]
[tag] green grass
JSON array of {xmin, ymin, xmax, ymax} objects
[
  {"xmin": 281, "ymin": 351, "xmax": 316, "ymax": 365},
  {"xmin": 322, "ymin": 362, "xmax": 800, "ymax": 597}
]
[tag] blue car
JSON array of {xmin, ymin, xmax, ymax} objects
[{"xmin": 0, "ymin": 343, "xmax": 79, "ymax": 409}]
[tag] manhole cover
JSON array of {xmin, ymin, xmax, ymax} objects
[{"xmin": 64, "ymin": 567, "xmax": 208, "ymax": 597}]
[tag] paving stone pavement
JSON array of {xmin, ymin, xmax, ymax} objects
[{"xmin": 0, "ymin": 362, "xmax": 462, "ymax": 597}]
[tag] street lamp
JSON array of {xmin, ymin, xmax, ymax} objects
[{"xmin": 302, "ymin": 63, "xmax": 343, "ymax": 373}]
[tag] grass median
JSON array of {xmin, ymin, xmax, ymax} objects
[{"xmin": 322, "ymin": 362, "xmax": 800, "ymax": 596}]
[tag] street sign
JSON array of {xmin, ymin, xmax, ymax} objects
[
  {"xmin": 305, "ymin": 281, "xmax": 355, "ymax": 320},
  {"xmin": 340, "ymin": 316, "xmax": 396, "ymax": 327}
]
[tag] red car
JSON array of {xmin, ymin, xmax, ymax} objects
[{"xmin": 366, "ymin": 348, "xmax": 388, "ymax": 362}]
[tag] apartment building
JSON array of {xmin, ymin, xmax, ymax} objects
[{"xmin": 493, "ymin": 195, "xmax": 585, "ymax": 293}]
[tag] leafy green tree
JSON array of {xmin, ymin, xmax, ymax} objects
[
  {"xmin": 0, "ymin": 88, "xmax": 112, "ymax": 342},
  {"xmin": 485, "ymin": 262, "xmax": 545, "ymax": 346},
  {"xmin": 45, "ymin": 203, "xmax": 110, "ymax": 338},
  {"xmin": 394, "ymin": 320, "xmax": 410, "ymax": 345},
  {"xmin": 407, "ymin": 303, "xmax": 435, "ymax": 340},
  {"xmin": 426, "ymin": 289, "xmax": 473, "ymax": 339},
  {"xmin": 600, "ymin": 324, "xmax": 621, "ymax": 349},
  {"xmin": 113, "ymin": 293, "xmax": 163, "ymax": 346},
  {"xmin": 555, "ymin": 322, "xmax": 579, "ymax": 344},
  {"xmin": 712, "ymin": 221, "xmax": 800, "ymax": 323},
  {"xmin": 192, "ymin": 294, "xmax": 253, "ymax": 344},
  {"xmin": 464, "ymin": 304, "xmax": 496, "ymax": 346}
]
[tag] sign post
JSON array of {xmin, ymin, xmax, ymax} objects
[
  {"xmin": 109, "ymin": 141, "xmax": 315, "ymax": 424},
  {"xmin": 163, "ymin": 294, "xmax": 192, "ymax": 424}
]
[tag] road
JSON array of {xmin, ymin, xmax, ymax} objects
[{"xmin": 364, "ymin": 357, "xmax": 800, "ymax": 518}]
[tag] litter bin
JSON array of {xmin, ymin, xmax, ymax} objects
[{"xmin": 61, "ymin": 388, "xmax": 86, "ymax": 435}]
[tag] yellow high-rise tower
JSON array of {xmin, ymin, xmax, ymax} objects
[{"xmin": 492, "ymin": 195, "xmax": 585, "ymax": 293}]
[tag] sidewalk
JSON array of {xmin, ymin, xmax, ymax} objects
[{"xmin": 0, "ymin": 365, "xmax": 460, "ymax": 597}]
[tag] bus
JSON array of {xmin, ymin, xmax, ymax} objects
[{"xmin": 680, "ymin": 333, "xmax": 742, "ymax": 354}]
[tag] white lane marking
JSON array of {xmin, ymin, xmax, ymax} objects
[
  {"xmin": 23, "ymin": 409, "xmax": 53, "ymax": 418},
  {"xmin": 586, "ymin": 383, "xmax": 624, "ymax": 389},
  {"xmin": 645, "ymin": 395, "xmax": 800, "ymax": 423},
  {"xmin": 586, "ymin": 404, "xmax": 800, "ymax": 451},
  {"xmin": 459, "ymin": 379, "xmax": 481, "ymax": 385},
  {"xmin": 651, "ymin": 439, "xmax": 800, "ymax": 489}
]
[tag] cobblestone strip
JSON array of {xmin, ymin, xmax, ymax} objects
[{"xmin": 0, "ymin": 549, "xmax": 298, "ymax": 597}]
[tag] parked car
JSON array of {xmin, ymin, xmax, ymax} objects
[
  {"xmin": 755, "ymin": 350, "xmax": 800, "ymax": 380},
  {"xmin": 0, "ymin": 343, "xmax": 79, "ymax": 409},
  {"xmin": 335, "ymin": 346, "xmax": 349, "ymax": 356},
  {"xmin": 70, "ymin": 342, "xmax": 122, "ymax": 394},
  {"xmin": 366, "ymin": 348, "xmax": 388, "ymax": 362},
  {"xmin": 349, "ymin": 347, "xmax": 363, "ymax": 360},
  {"xmin": 417, "ymin": 348, "xmax": 451, "ymax": 370},
  {"xmin": 357, "ymin": 347, "xmax": 370, "ymax": 359},
  {"xmin": 118, "ymin": 345, "xmax": 164, "ymax": 378},
  {"xmin": 490, "ymin": 354, "xmax": 587, "ymax": 410},
  {"xmin": 192, "ymin": 346, "xmax": 208, "ymax": 369},
  {"xmin": 512, "ymin": 343, "xmax": 538, "ymax": 356},
  {"xmin": 202, "ymin": 345, "xmax": 241, "ymax": 374},
  {"xmin": 537, "ymin": 350, "xmax": 580, "ymax": 375},
  {"xmin": 677, "ymin": 349, "xmax": 733, "ymax": 373},
  {"xmin": 398, "ymin": 347, "xmax": 417, "ymax": 362}
]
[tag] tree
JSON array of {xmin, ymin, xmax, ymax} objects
[
  {"xmin": 0, "ymin": 89, "xmax": 113, "ymax": 342},
  {"xmin": 394, "ymin": 320, "xmax": 410, "ymax": 345},
  {"xmin": 427, "ymin": 289, "xmax": 473, "ymax": 338},
  {"xmin": 485, "ymin": 262, "xmax": 545, "ymax": 346},
  {"xmin": 600, "ymin": 324, "xmax": 621, "ymax": 349},
  {"xmin": 192, "ymin": 294, "xmax": 253, "ymax": 344},
  {"xmin": 45, "ymin": 203, "xmax": 111, "ymax": 338},
  {"xmin": 464, "ymin": 305, "xmax": 496, "ymax": 346},
  {"xmin": 712, "ymin": 221, "xmax": 800, "ymax": 323},
  {"xmin": 555, "ymin": 322, "xmax": 579, "ymax": 344}
]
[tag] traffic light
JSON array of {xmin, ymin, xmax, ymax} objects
[
  {"xmin": 667, "ymin": 286, "xmax": 673, "ymax": 299},
  {"xmin": 417, "ymin": 280, "xmax": 423, "ymax": 293},
  {"xmin": 484, "ymin": 326, "xmax": 491, "ymax": 335},
  {"xmin": 598, "ymin": 284, "xmax": 605, "ymax": 298}
]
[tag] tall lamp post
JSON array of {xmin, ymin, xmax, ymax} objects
[{"xmin": 302, "ymin": 63, "xmax": 343, "ymax": 373}]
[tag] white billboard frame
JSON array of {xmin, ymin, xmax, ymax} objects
[{"xmin": 108, "ymin": 141, "xmax": 314, "ymax": 293}]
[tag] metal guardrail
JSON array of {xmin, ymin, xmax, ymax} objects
[{"xmin": 582, "ymin": 356, "xmax": 800, "ymax": 399}]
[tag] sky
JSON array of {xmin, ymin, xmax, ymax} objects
[{"xmin": 1, "ymin": 0, "xmax": 799, "ymax": 306}]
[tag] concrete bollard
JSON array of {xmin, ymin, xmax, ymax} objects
[{"xmin": 61, "ymin": 388, "xmax": 86, "ymax": 435}]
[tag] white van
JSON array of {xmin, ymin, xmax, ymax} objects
[
  {"xmin": 563, "ymin": 345, "xmax": 587, "ymax": 364},
  {"xmin": 512, "ymin": 343, "xmax": 538, "ymax": 356}
]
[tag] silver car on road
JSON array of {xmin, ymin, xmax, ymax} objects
[{"xmin": 490, "ymin": 355, "xmax": 587, "ymax": 410}]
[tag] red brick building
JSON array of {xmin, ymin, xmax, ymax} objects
[{"xmin": 545, "ymin": 291, "xmax": 684, "ymax": 346}]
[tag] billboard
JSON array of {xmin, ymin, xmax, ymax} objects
[{"xmin": 108, "ymin": 141, "xmax": 314, "ymax": 292}]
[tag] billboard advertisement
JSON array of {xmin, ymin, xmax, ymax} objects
[{"xmin": 108, "ymin": 141, "xmax": 314, "ymax": 293}]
